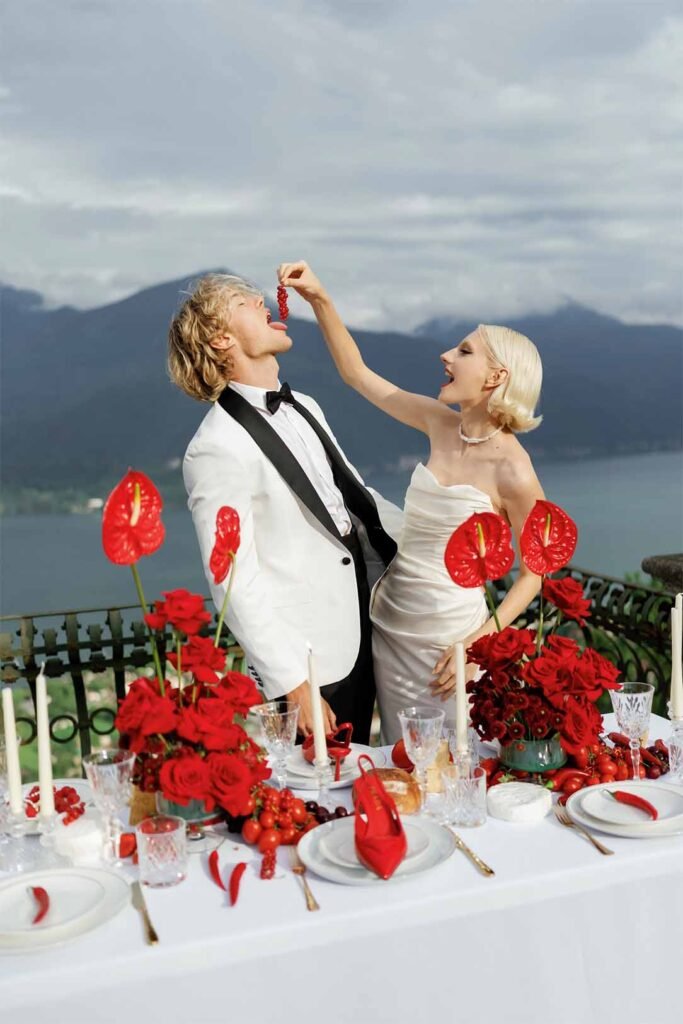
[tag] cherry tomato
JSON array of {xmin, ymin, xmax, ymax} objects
[
  {"xmin": 596, "ymin": 755, "xmax": 616, "ymax": 773},
  {"xmin": 259, "ymin": 810, "xmax": 276, "ymax": 830},
  {"xmin": 290, "ymin": 799, "xmax": 307, "ymax": 824},
  {"xmin": 562, "ymin": 778, "xmax": 584, "ymax": 795},
  {"xmin": 615, "ymin": 763, "xmax": 629, "ymax": 781},
  {"xmin": 279, "ymin": 826, "xmax": 297, "ymax": 845},
  {"xmin": 257, "ymin": 828, "xmax": 282, "ymax": 854},
  {"xmin": 277, "ymin": 812, "xmax": 293, "ymax": 829},
  {"xmin": 586, "ymin": 774, "xmax": 601, "ymax": 786},
  {"xmin": 573, "ymin": 747, "xmax": 590, "ymax": 769},
  {"xmin": 241, "ymin": 795, "xmax": 256, "ymax": 816},
  {"xmin": 241, "ymin": 819, "xmax": 262, "ymax": 845}
]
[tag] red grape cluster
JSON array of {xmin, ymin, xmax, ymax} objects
[
  {"xmin": 276, "ymin": 284, "xmax": 289, "ymax": 321},
  {"xmin": 25, "ymin": 784, "xmax": 86, "ymax": 825}
]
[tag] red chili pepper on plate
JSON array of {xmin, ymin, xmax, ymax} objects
[
  {"xmin": 229, "ymin": 862, "xmax": 247, "ymax": 906},
  {"xmin": 208, "ymin": 849, "xmax": 226, "ymax": 891},
  {"xmin": 607, "ymin": 790, "xmax": 658, "ymax": 820},
  {"xmin": 30, "ymin": 886, "xmax": 49, "ymax": 924}
]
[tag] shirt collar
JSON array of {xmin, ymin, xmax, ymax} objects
[{"xmin": 228, "ymin": 379, "xmax": 281, "ymax": 412}]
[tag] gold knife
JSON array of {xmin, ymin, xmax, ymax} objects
[
  {"xmin": 449, "ymin": 829, "xmax": 495, "ymax": 877},
  {"xmin": 131, "ymin": 881, "xmax": 159, "ymax": 945}
]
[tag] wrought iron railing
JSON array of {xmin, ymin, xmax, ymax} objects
[{"xmin": 0, "ymin": 568, "xmax": 675, "ymax": 775}]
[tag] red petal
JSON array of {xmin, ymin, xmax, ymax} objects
[
  {"xmin": 444, "ymin": 512, "xmax": 515, "ymax": 587},
  {"xmin": 102, "ymin": 470, "xmax": 165, "ymax": 565},
  {"xmin": 520, "ymin": 500, "xmax": 577, "ymax": 575}
]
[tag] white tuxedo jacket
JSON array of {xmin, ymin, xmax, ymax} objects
[{"xmin": 183, "ymin": 388, "xmax": 399, "ymax": 700}]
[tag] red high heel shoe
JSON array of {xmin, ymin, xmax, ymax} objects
[
  {"xmin": 353, "ymin": 755, "xmax": 407, "ymax": 880},
  {"xmin": 302, "ymin": 722, "xmax": 354, "ymax": 773}
]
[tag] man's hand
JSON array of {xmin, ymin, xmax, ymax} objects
[
  {"xmin": 430, "ymin": 644, "xmax": 479, "ymax": 701},
  {"xmin": 286, "ymin": 681, "xmax": 337, "ymax": 736},
  {"xmin": 277, "ymin": 261, "xmax": 327, "ymax": 304}
]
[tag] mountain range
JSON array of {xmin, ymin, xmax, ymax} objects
[{"xmin": 1, "ymin": 272, "xmax": 681, "ymax": 505}]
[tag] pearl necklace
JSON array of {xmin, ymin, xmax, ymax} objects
[{"xmin": 458, "ymin": 423, "xmax": 503, "ymax": 445}]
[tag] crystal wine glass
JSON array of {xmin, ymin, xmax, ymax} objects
[
  {"xmin": 398, "ymin": 706, "xmax": 445, "ymax": 811},
  {"xmin": 252, "ymin": 703, "xmax": 300, "ymax": 790},
  {"xmin": 610, "ymin": 682, "xmax": 654, "ymax": 781},
  {"xmin": 83, "ymin": 749, "xmax": 136, "ymax": 865}
]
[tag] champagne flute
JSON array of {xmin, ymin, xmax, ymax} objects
[
  {"xmin": 609, "ymin": 682, "xmax": 654, "ymax": 781},
  {"xmin": 83, "ymin": 749, "xmax": 136, "ymax": 864},
  {"xmin": 398, "ymin": 706, "xmax": 445, "ymax": 812}
]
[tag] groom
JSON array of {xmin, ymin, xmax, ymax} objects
[{"xmin": 169, "ymin": 272, "xmax": 397, "ymax": 742}]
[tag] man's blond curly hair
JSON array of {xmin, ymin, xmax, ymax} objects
[{"xmin": 167, "ymin": 274, "xmax": 262, "ymax": 402}]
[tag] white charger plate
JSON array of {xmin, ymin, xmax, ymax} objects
[
  {"xmin": 21, "ymin": 779, "xmax": 93, "ymax": 835},
  {"xmin": 579, "ymin": 781, "xmax": 683, "ymax": 828},
  {"xmin": 297, "ymin": 814, "xmax": 455, "ymax": 885},
  {"xmin": 285, "ymin": 744, "xmax": 387, "ymax": 790},
  {"xmin": 0, "ymin": 868, "xmax": 129, "ymax": 953},
  {"xmin": 318, "ymin": 820, "xmax": 430, "ymax": 870},
  {"xmin": 567, "ymin": 781, "xmax": 683, "ymax": 839}
]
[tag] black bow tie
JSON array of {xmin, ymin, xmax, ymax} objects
[{"xmin": 265, "ymin": 381, "xmax": 295, "ymax": 415}]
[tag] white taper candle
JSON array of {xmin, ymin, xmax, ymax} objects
[
  {"xmin": 454, "ymin": 641, "xmax": 469, "ymax": 754},
  {"xmin": 670, "ymin": 594, "xmax": 683, "ymax": 719},
  {"xmin": 2, "ymin": 685, "xmax": 23, "ymax": 815},
  {"xmin": 307, "ymin": 644, "xmax": 328, "ymax": 766},
  {"xmin": 36, "ymin": 665, "xmax": 55, "ymax": 817}
]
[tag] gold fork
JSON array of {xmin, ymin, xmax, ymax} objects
[
  {"xmin": 288, "ymin": 846, "xmax": 320, "ymax": 911},
  {"xmin": 554, "ymin": 806, "xmax": 614, "ymax": 856}
]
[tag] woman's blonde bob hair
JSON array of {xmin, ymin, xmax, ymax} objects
[
  {"xmin": 478, "ymin": 324, "xmax": 543, "ymax": 433},
  {"xmin": 168, "ymin": 274, "xmax": 263, "ymax": 402}
]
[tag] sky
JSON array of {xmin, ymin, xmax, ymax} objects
[{"xmin": 2, "ymin": 0, "xmax": 682, "ymax": 329}]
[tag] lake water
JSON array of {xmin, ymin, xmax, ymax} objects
[{"xmin": 1, "ymin": 451, "xmax": 681, "ymax": 617}]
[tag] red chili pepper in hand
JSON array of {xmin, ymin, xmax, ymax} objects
[
  {"xmin": 607, "ymin": 790, "xmax": 658, "ymax": 820},
  {"xmin": 208, "ymin": 849, "xmax": 226, "ymax": 891},
  {"xmin": 229, "ymin": 862, "xmax": 247, "ymax": 906},
  {"xmin": 30, "ymin": 886, "xmax": 49, "ymax": 924}
]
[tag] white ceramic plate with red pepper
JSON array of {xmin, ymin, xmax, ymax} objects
[
  {"xmin": 567, "ymin": 780, "xmax": 683, "ymax": 838},
  {"xmin": 0, "ymin": 868, "xmax": 129, "ymax": 952}
]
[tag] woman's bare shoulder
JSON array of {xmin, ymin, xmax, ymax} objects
[{"xmin": 495, "ymin": 438, "xmax": 543, "ymax": 500}]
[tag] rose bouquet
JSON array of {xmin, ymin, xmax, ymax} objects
[
  {"xmin": 445, "ymin": 500, "xmax": 621, "ymax": 767},
  {"xmin": 102, "ymin": 469, "xmax": 269, "ymax": 817}
]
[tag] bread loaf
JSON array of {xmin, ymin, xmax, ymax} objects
[{"xmin": 371, "ymin": 767, "xmax": 421, "ymax": 815}]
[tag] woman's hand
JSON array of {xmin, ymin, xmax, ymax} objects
[
  {"xmin": 430, "ymin": 642, "xmax": 480, "ymax": 700},
  {"xmin": 277, "ymin": 261, "xmax": 327, "ymax": 304}
]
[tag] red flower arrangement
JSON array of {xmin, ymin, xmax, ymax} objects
[
  {"xmin": 445, "ymin": 499, "xmax": 621, "ymax": 761},
  {"xmin": 103, "ymin": 470, "xmax": 267, "ymax": 816}
]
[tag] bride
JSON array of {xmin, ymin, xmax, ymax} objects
[{"xmin": 278, "ymin": 262, "xmax": 546, "ymax": 743}]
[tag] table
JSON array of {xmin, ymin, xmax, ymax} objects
[{"xmin": 1, "ymin": 715, "xmax": 682, "ymax": 1024}]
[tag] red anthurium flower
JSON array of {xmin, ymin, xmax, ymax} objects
[
  {"xmin": 102, "ymin": 470, "xmax": 165, "ymax": 565},
  {"xmin": 209, "ymin": 507, "xmax": 241, "ymax": 586},
  {"xmin": 444, "ymin": 512, "xmax": 515, "ymax": 588},
  {"xmin": 520, "ymin": 500, "xmax": 577, "ymax": 576}
]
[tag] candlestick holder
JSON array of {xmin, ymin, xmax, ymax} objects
[
  {"xmin": 314, "ymin": 758, "xmax": 334, "ymax": 809},
  {"xmin": 667, "ymin": 719, "xmax": 683, "ymax": 781},
  {"xmin": 1, "ymin": 810, "xmax": 38, "ymax": 873}
]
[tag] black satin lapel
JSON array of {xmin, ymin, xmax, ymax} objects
[{"xmin": 217, "ymin": 388, "xmax": 343, "ymax": 542}]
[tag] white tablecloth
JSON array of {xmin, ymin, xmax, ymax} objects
[{"xmin": 1, "ymin": 715, "xmax": 682, "ymax": 1024}]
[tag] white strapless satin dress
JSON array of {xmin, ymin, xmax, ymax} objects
[{"xmin": 370, "ymin": 463, "xmax": 492, "ymax": 744}]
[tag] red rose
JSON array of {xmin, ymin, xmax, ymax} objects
[
  {"xmin": 102, "ymin": 470, "xmax": 165, "ymax": 566},
  {"xmin": 161, "ymin": 589, "xmax": 212, "ymax": 636},
  {"xmin": 579, "ymin": 648, "xmax": 621, "ymax": 692},
  {"xmin": 520, "ymin": 653, "xmax": 566, "ymax": 699},
  {"xmin": 209, "ymin": 506, "xmax": 241, "ymax": 586},
  {"xmin": 445, "ymin": 512, "xmax": 515, "ymax": 588},
  {"xmin": 543, "ymin": 577, "xmax": 591, "ymax": 626},
  {"xmin": 544, "ymin": 635, "xmax": 581, "ymax": 664},
  {"xmin": 520, "ymin": 500, "xmax": 578, "ymax": 576},
  {"xmin": 488, "ymin": 627, "xmax": 536, "ymax": 666},
  {"xmin": 144, "ymin": 600, "xmax": 168, "ymax": 632},
  {"xmin": 560, "ymin": 697, "xmax": 602, "ymax": 755},
  {"xmin": 159, "ymin": 750, "xmax": 211, "ymax": 806},
  {"xmin": 176, "ymin": 699, "xmax": 245, "ymax": 751},
  {"xmin": 467, "ymin": 634, "xmax": 497, "ymax": 671},
  {"xmin": 115, "ymin": 677, "xmax": 179, "ymax": 753},
  {"xmin": 241, "ymin": 736, "xmax": 272, "ymax": 786},
  {"xmin": 215, "ymin": 671, "xmax": 262, "ymax": 716},
  {"xmin": 167, "ymin": 636, "xmax": 227, "ymax": 684},
  {"xmin": 206, "ymin": 752, "xmax": 254, "ymax": 816}
]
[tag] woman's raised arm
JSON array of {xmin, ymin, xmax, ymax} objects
[{"xmin": 278, "ymin": 261, "xmax": 452, "ymax": 436}]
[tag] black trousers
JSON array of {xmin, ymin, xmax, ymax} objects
[{"xmin": 318, "ymin": 527, "xmax": 375, "ymax": 745}]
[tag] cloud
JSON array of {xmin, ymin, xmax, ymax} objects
[{"xmin": 1, "ymin": 0, "xmax": 681, "ymax": 326}]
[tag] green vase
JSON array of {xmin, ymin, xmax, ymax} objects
[
  {"xmin": 155, "ymin": 794, "xmax": 217, "ymax": 841},
  {"xmin": 499, "ymin": 733, "xmax": 567, "ymax": 772}
]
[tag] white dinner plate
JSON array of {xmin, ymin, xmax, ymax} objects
[
  {"xmin": 567, "ymin": 781, "xmax": 683, "ymax": 839},
  {"xmin": 579, "ymin": 782, "xmax": 683, "ymax": 828},
  {"xmin": 21, "ymin": 779, "xmax": 93, "ymax": 835},
  {"xmin": 318, "ymin": 820, "xmax": 430, "ymax": 871},
  {"xmin": 285, "ymin": 745, "xmax": 387, "ymax": 790},
  {"xmin": 0, "ymin": 868, "xmax": 129, "ymax": 953},
  {"xmin": 297, "ymin": 814, "xmax": 455, "ymax": 885}
]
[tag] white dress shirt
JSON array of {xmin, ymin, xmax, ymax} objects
[{"xmin": 229, "ymin": 380, "xmax": 353, "ymax": 536}]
